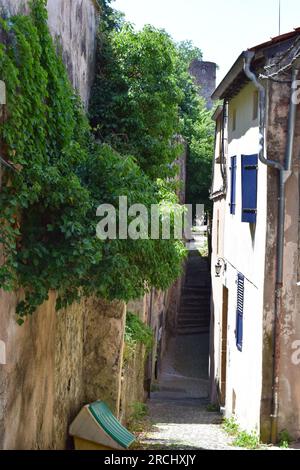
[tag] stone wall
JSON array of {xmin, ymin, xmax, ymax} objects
[
  {"xmin": 189, "ymin": 60, "xmax": 217, "ymax": 110},
  {"xmin": 0, "ymin": 292, "xmax": 126, "ymax": 449},
  {"xmin": 120, "ymin": 287, "xmax": 181, "ymax": 425},
  {"xmin": 83, "ymin": 298, "xmax": 126, "ymax": 418},
  {"xmin": 0, "ymin": 0, "xmax": 99, "ymax": 107},
  {"xmin": 0, "ymin": 0, "xmax": 129, "ymax": 450}
]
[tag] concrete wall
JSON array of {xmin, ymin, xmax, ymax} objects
[{"xmin": 0, "ymin": 0, "xmax": 99, "ymax": 107}]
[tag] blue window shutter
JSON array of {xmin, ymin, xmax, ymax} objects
[
  {"xmin": 230, "ymin": 156, "xmax": 237, "ymax": 215},
  {"xmin": 236, "ymin": 273, "xmax": 244, "ymax": 352},
  {"xmin": 241, "ymin": 154, "xmax": 258, "ymax": 223}
]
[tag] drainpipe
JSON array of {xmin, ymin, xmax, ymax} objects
[
  {"xmin": 243, "ymin": 51, "xmax": 298, "ymax": 443},
  {"xmin": 221, "ymin": 100, "xmax": 228, "ymax": 193}
]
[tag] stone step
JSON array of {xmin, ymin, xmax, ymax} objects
[
  {"xmin": 182, "ymin": 289, "xmax": 211, "ymax": 295},
  {"xmin": 178, "ymin": 315, "xmax": 210, "ymax": 322},
  {"xmin": 181, "ymin": 293, "xmax": 210, "ymax": 298},
  {"xmin": 181, "ymin": 297, "xmax": 210, "ymax": 303},
  {"xmin": 177, "ymin": 315, "xmax": 210, "ymax": 322},
  {"xmin": 182, "ymin": 286, "xmax": 211, "ymax": 293},
  {"xmin": 177, "ymin": 313, "xmax": 210, "ymax": 320},
  {"xmin": 179, "ymin": 306, "xmax": 210, "ymax": 312},
  {"xmin": 177, "ymin": 322, "xmax": 210, "ymax": 330},
  {"xmin": 176, "ymin": 327, "xmax": 209, "ymax": 335}
]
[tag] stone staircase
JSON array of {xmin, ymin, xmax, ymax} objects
[{"xmin": 176, "ymin": 252, "xmax": 211, "ymax": 336}]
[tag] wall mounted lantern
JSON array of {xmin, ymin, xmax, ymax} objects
[{"xmin": 215, "ymin": 257, "xmax": 227, "ymax": 278}]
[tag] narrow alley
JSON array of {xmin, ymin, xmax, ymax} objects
[
  {"xmin": 140, "ymin": 247, "xmax": 236, "ymax": 450},
  {"xmin": 2, "ymin": 0, "xmax": 300, "ymax": 457}
]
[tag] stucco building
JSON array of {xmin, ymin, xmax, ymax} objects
[{"xmin": 210, "ymin": 28, "xmax": 300, "ymax": 443}]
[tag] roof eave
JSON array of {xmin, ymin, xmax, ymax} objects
[{"xmin": 211, "ymin": 52, "xmax": 246, "ymax": 101}]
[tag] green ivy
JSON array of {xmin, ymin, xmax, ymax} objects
[
  {"xmin": 125, "ymin": 312, "xmax": 154, "ymax": 353},
  {"xmin": 0, "ymin": 0, "xmax": 186, "ymax": 322}
]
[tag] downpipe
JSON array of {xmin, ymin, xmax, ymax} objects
[{"xmin": 243, "ymin": 51, "xmax": 298, "ymax": 443}]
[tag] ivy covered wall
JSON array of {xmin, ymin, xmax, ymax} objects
[
  {"xmin": 0, "ymin": 0, "xmax": 99, "ymax": 107},
  {"xmin": 0, "ymin": 0, "xmax": 107, "ymax": 450}
]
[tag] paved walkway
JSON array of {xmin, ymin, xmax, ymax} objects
[
  {"xmin": 140, "ymin": 332, "xmax": 237, "ymax": 450},
  {"xmin": 139, "ymin": 251, "xmax": 288, "ymax": 451},
  {"xmin": 140, "ymin": 249, "xmax": 238, "ymax": 450}
]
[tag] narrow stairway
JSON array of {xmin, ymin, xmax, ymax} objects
[
  {"xmin": 177, "ymin": 251, "xmax": 211, "ymax": 336},
  {"xmin": 139, "ymin": 247, "xmax": 235, "ymax": 449}
]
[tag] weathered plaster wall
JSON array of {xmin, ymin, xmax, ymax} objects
[
  {"xmin": 120, "ymin": 342, "xmax": 147, "ymax": 425},
  {"xmin": 0, "ymin": 0, "xmax": 99, "ymax": 107},
  {"xmin": 120, "ymin": 286, "xmax": 180, "ymax": 425},
  {"xmin": 53, "ymin": 300, "xmax": 85, "ymax": 449},
  {"xmin": 0, "ymin": 293, "xmax": 126, "ymax": 449},
  {"xmin": 219, "ymin": 83, "xmax": 267, "ymax": 434},
  {"xmin": 0, "ymin": 291, "xmax": 57, "ymax": 449},
  {"xmin": 83, "ymin": 298, "xmax": 126, "ymax": 418},
  {"xmin": 262, "ymin": 77, "xmax": 300, "ymax": 440},
  {"xmin": 210, "ymin": 111, "xmax": 227, "ymax": 405}
]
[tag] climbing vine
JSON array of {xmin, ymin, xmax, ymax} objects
[
  {"xmin": 0, "ymin": 0, "xmax": 186, "ymax": 322},
  {"xmin": 124, "ymin": 311, "xmax": 154, "ymax": 362}
]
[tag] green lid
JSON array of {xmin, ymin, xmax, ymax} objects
[{"xmin": 88, "ymin": 401, "xmax": 136, "ymax": 449}]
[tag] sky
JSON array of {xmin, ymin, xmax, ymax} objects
[{"xmin": 113, "ymin": 0, "xmax": 300, "ymax": 84}]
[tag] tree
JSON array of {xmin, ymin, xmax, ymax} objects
[{"xmin": 90, "ymin": 23, "xmax": 183, "ymax": 179}]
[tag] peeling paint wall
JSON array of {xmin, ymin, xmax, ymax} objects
[
  {"xmin": 263, "ymin": 76, "xmax": 300, "ymax": 440},
  {"xmin": 211, "ymin": 53, "xmax": 300, "ymax": 442}
]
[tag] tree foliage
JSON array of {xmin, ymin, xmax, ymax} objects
[
  {"xmin": 0, "ymin": 0, "xmax": 186, "ymax": 321},
  {"xmin": 186, "ymin": 107, "xmax": 215, "ymax": 211},
  {"xmin": 0, "ymin": 0, "xmax": 214, "ymax": 322},
  {"xmin": 90, "ymin": 22, "xmax": 184, "ymax": 179}
]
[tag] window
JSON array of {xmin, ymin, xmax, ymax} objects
[
  {"xmin": 241, "ymin": 154, "xmax": 258, "ymax": 223},
  {"xmin": 236, "ymin": 273, "xmax": 244, "ymax": 352},
  {"xmin": 253, "ymin": 90, "xmax": 259, "ymax": 121},
  {"xmin": 230, "ymin": 156, "xmax": 237, "ymax": 215}
]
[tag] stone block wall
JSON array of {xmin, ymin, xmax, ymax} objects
[{"xmin": 189, "ymin": 60, "xmax": 217, "ymax": 110}]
